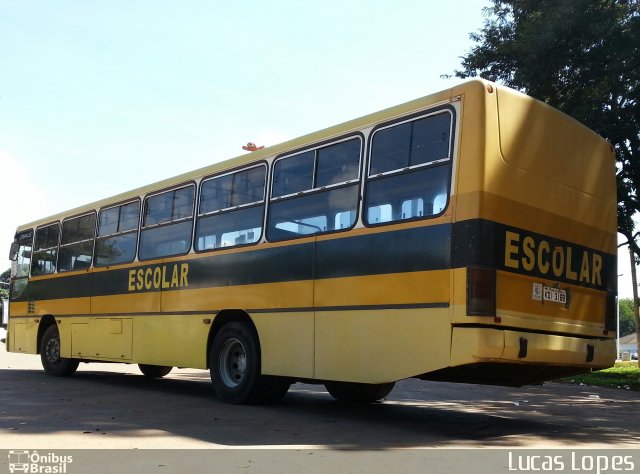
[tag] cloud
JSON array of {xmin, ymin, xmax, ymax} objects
[{"xmin": 0, "ymin": 149, "xmax": 55, "ymax": 272}]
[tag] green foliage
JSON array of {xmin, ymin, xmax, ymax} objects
[
  {"xmin": 558, "ymin": 361, "xmax": 640, "ymax": 390},
  {"xmin": 619, "ymin": 298, "xmax": 638, "ymax": 336},
  {"xmin": 0, "ymin": 268, "xmax": 9, "ymax": 300},
  {"xmin": 454, "ymin": 0, "xmax": 640, "ymax": 247}
]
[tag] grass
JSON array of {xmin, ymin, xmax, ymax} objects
[{"xmin": 557, "ymin": 361, "xmax": 640, "ymax": 391}]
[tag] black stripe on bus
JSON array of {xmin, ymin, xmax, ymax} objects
[
  {"xmin": 12, "ymin": 218, "xmax": 615, "ymax": 303},
  {"xmin": 452, "ymin": 219, "xmax": 616, "ymax": 292},
  {"xmin": 14, "ymin": 224, "xmax": 452, "ymax": 302}
]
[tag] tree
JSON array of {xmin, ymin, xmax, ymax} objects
[
  {"xmin": 0, "ymin": 268, "xmax": 9, "ymax": 300},
  {"xmin": 452, "ymin": 0, "xmax": 640, "ymax": 358},
  {"xmin": 454, "ymin": 0, "xmax": 639, "ymax": 238},
  {"xmin": 619, "ymin": 298, "xmax": 638, "ymax": 336}
]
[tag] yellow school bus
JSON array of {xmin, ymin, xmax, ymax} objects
[{"xmin": 6, "ymin": 79, "xmax": 617, "ymax": 403}]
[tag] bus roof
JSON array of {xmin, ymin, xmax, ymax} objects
[{"xmin": 13, "ymin": 78, "xmax": 610, "ymax": 234}]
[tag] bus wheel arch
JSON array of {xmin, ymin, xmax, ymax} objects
[
  {"xmin": 207, "ymin": 309, "xmax": 260, "ymax": 370},
  {"xmin": 37, "ymin": 315, "xmax": 57, "ymax": 355},
  {"xmin": 207, "ymin": 310, "xmax": 290, "ymax": 404},
  {"xmin": 40, "ymin": 323, "xmax": 79, "ymax": 377}
]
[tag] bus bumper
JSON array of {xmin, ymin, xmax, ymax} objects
[{"xmin": 450, "ymin": 326, "xmax": 616, "ymax": 369}]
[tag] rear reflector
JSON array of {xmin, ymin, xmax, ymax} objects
[{"xmin": 467, "ymin": 266, "xmax": 496, "ymax": 316}]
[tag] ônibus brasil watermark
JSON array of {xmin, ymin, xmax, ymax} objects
[{"xmin": 8, "ymin": 450, "xmax": 73, "ymax": 474}]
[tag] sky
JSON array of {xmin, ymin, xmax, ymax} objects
[{"xmin": 0, "ymin": 1, "xmax": 636, "ymax": 298}]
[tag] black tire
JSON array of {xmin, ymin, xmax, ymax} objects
[
  {"xmin": 138, "ymin": 364, "xmax": 172, "ymax": 378},
  {"xmin": 255, "ymin": 376, "xmax": 292, "ymax": 404},
  {"xmin": 40, "ymin": 325, "xmax": 79, "ymax": 377},
  {"xmin": 325, "ymin": 381, "xmax": 395, "ymax": 403},
  {"xmin": 209, "ymin": 322, "xmax": 290, "ymax": 404}
]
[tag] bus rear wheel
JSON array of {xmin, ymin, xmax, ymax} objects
[
  {"xmin": 325, "ymin": 381, "xmax": 395, "ymax": 403},
  {"xmin": 138, "ymin": 364, "xmax": 172, "ymax": 378},
  {"xmin": 40, "ymin": 325, "xmax": 79, "ymax": 377},
  {"xmin": 209, "ymin": 322, "xmax": 290, "ymax": 404}
]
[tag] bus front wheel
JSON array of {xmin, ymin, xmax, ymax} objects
[
  {"xmin": 40, "ymin": 325, "xmax": 79, "ymax": 377},
  {"xmin": 209, "ymin": 322, "xmax": 290, "ymax": 404},
  {"xmin": 325, "ymin": 381, "xmax": 395, "ymax": 403},
  {"xmin": 138, "ymin": 364, "xmax": 172, "ymax": 378}
]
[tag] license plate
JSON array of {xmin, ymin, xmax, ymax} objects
[
  {"xmin": 532, "ymin": 283, "xmax": 567, "ymax": 305},
  {"xmin": 543, "ymin": 286, "xmax": 567, "ymax": 304}
]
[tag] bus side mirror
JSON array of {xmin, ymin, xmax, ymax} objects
[{"xmin": 9, "ymin": 242, "xmax": 19, "ymax": 261}]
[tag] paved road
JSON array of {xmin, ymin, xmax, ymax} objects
[{"xmin": 1, "ymin": 342, "xmax": 639, "ymax": 449}]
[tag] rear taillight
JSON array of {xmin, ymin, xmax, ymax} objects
[{"xmin": 467, "ymin": 266, "xmax": 496, "ymax": 316}]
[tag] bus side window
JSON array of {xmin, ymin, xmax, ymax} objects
[
  {"xmin": 267, "ymin": 137, "xmax": 361, "ymax": 241},
  {"xmin": 139, "ymin": 185, "xmax": 195, "ymax": 260},
  {"xmin": 195, "ymin": 165, "xmax": 266, "ymax": 251},
  {"xmin": 31, "ymin": 223, "xmax": 60, "ymax": 276},
  {"xmin": 271, "ymin": 151, "xmax": 314, "ymax": 198},
  {"xmin": 58, "ymin": 213, "xmax": 96, "ymax": 272},
  {"xmin": 364, "ymin": 109, "xmax": 453, "ymax": 226},
  {"xmin": 95, "ymin": 200, "xmax": 140, "ymax": 267}
]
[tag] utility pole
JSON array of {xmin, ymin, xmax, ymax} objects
[
  {"xmin": 616, "ymin": 287, "xmax": 620, "ymax": 359},
  {"xmin": 630, "ymin": 245, "xmax": 640, "ymax": 368}
]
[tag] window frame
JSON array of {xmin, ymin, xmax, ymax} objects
[
  {"xmin": 198, "ymin": 162, "xmax": 268, "ymax": 218},
  {"xmin": 11, "ymin": 229, "xmax": 33, "ymax": 278},
  {"xmin": 270, "ymin": 135, "xmax": 363, "ymax": 202},
  {"xmin": 363, "ymin": 106, "xmax": 456, "ymax": 228},
  {"xmin": 267, "ymin": 134, "xmax": 364, "ymax": 242},
  {"xmin": 9, "ymin": 229, "xmax": 33, "ymax": 300},
  {"xmin": 194, "ymin": 162, "xmax": 268, "ymax": 253},
  {"xmin": 13, "ymin": 229, "xmax": 34, "ymax": 248},
  {"xmin": 31, "ymin": 221, "xmax": 61, "ymax": 276},
  {"xmin": 58, "ymin": 211, "xmax": 97, "ymax": 273},
  {"xmin": 366, "ymin": 107, "xmax": 455, "ymax": 179},
  {"xmin": 94, "ymin": 198, "xmax": 141, "ymax": 267},
  {"xmin": 142, "ymin": 183, "xmax": 196, "ymax": 229},
  {"xmin": 138, "ymin": 182, "xmax": 196, "ymax": 261},
  {"xmin": 97, "ymin": 198, "xmax": 141, "ymax": 237}
]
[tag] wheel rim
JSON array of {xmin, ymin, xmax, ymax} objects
[
  {"xmin": 218, "ymin": 338, "xmax": 247, "ymax": 388},
  {"xmin": 44, "ymin": 336, "xmax": 61, "ymax": 366}
]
